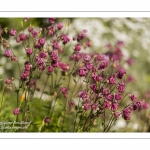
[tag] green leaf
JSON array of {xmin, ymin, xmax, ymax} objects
[
  {"xmin": 42, "ymin": 105, "xmax": 50, "ymax": 109},
  {"xmin": 78, "ymin": 111, "xmax": 83, "ymax": 113}
]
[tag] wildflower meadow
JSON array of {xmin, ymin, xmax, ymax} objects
[{"xmin": 0, "ymin": 18, "xmax": 150, "ymax": 132}]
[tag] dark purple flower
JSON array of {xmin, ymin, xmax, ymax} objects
[
  {"xmin": 99, "ymin": 60, "xmax": 108, "ymax": 70},
  {"xmin": 21, "ymin": 70, "xmax": 30, "ymax": 81},
  {"xmin": 36, "ymin": 57, "xmax": 44, "ymax": 66},
  {"xmin": 111, "ymin": 103, "xmax": 118, "ymax": 110},
  {"xmin": 117, "ymin": 85, "xmax": 125, "ymax": 93},
  {"xmin": 115, "ymin": 93, "xmax": 122, "ymax": 101},
  {"xmin": 19, "ymin": 33, "xmax": 27, "ymax": 41},
  {"xmin": 77, "ymin": 30, "xmax": 87, "ymax": 42},
  {"xmin": 39, "ymin": 51, "xmax": 47, "ymax": 59},
  {"xmin": 108, "ymin": 76, "xmax": 116, "ymax": 84},
  {"xmin": 129, "ymin": 94, "xmax": 136, "ymax": 102},
  {"xmin": 28, "ymin": 27, "xmax": 33, "ymax": 32},
  {"xmin": 117, "ymin": 68, "xmax": 126, "ymax": 79},
  {"xmin": 92, "ymin": 103, "xmax": 98, "ymax": 110},
  {"xmin": 44, "ymin": 117, "xmax": 50, "ymax": 123},
  {"xmin": 90, "ymin": 84, "xmax": 97, "ymax": 92},
  {"xmin": 48, "ymin": 18, "xmax": 55, "ymax": 23},
  {"xmin": 103, "ymin": 100, "xmax": 111, "ymax": 109},
  {"xmin": 106, "ymin": 94, "xmax": 114, "ymax": 101},
  {"xmin": 122, "ymin": 107, "xmax": 132, "ymax": 120}
]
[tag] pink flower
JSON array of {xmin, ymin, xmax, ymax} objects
[
  {"xmin": 25, "ymin": 64, "xmax": 32, "ymax": 71},
  {"xmin": 127, "ymin": 58, "xmax": 134, "ymax": 66},
  {"xmin": 48, "ymin": 66, "xmax": 54, "ymax": 73},
  {"xmin": 78, "ymin": 91, "xmax": 89, "ymax": 100},
  {"xmin": 79, "ymin": 67, "xmax": 88, "ymax": 77},
  {"xmin": 108, "ymin": 76, "xmax": 116, "ymax": 84},
  {"xmin": 75, "ymin": 44, "xmax": 81, "ymax": 51},
  {"xmin": 31, "ymin": 30, "xmax": 38, "ymax": 38},
  {"xmin": 143, "ymin": 102, "xmax": 149, "ymax": 109},
  {"xmin": 86, "ymin": 40, "xmax": 92, "ymax": 47},
  {"xmin": 26, "ymin": 48, "xmax": 32, "ymax": 55},
  {"xmin": 61, "ymin": 87, "xmax": 68, "ymax": 94},
  {"xmin": 39, "ymin": 51, "xmax": 47, "ymax": 59},
  {"xmin": 16, "ymin": 37, "xmax": 21, "ymax": 43},
  {"xmin": 19, "ymin": 33, "xmax": 27, "ymax": 41},
  {"xmin": 9, "ymin": 29, "xmax": 16, "ymax": 36},
  {"xmin": 115, "ymin": 93, "xmax": 122, "ymax": 101},
  {"xmin": 90, "ymin": 84, "xmax": 97, "ymax": 92},
  {"xmin": 117, "ymin": 68, "xmax": 126, "ymax": 79},
  {"xmin": 83, "ymin": 103, "xmax": 91, "ymax": 111},
  {"xmin": 122, "ymin": 108, "xmax": 131, "ymax": 120},
  {"xmin": 106, "ymin": 94, "xmax": 114, "ymax": 101},
  {"xmin": 99, "ymin": 60, "xmax": 108, "ymax": 70},
  {"xmin": 114, "ymin": 112, "xmax": 120, "ymax": 118},
  {"xmin": 4, "ymin": 49, "xmax": 12, "ymax": 58},
  {"xmin": 129, "ymin": 94, "xmax": 136, "ymax": 102},
  {"xmin": 57, "ymin": 22, "xmax": 63, "ymax": 30},
  {"xmin": 5, "ymin": 78, "xmax": 11, "ymax": 84},
  {"xmin": 28, "ymin": 27, "xmax": 33, "ymax": 32},
  {"xmin": 11, "ymin": 55, "xmax": 18, "ymax": 61},
  {"xmin": 111, "ymin": 103, "xmax": 118, "ymax": 110},
  {"xmin": 77, "ymin": 30, "xmax": 87, "ymax": 42},
  {"xmin": 69, "ymin": 100, "xmax": 75, "ymax": 107},
  {"xmin": 61, "ymin": 34, "xmax": 70, "ymax": 45},
  {"xmin": 39, "ymin": 38, "xmax": 45, "ymax": 45},
  {"xmin": 83, "ymin": 55, "xmax": 91, "ymax": 62},
  {"xmin": 92, "ymin": 103, "xmax": 98, "ymax": 110},
  {"xmin": 24, "ymin": 18, "xmax": 30, "ymax": 22},
  {"xmin": 13, "ymin": 108, "xmax": 20, "ymax": 115},
  {"xmin": 86, "ymin": 63, "xmax": 93, "ymax": 70},
  {"xmin": 48, "ymin": 18, "xmax": 55, "ymax": 23},
  {"xmin": 103, "ymin": 100, "xmax": 111, "ymax": 109},
  {"xmin": 44, "ymin": 117, "xmax": 50, "ymax": 123}
]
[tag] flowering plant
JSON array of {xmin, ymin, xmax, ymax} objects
[{"xmin": 0, "ymin": 18, "xmax": 148, "ymax": 132}]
